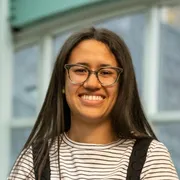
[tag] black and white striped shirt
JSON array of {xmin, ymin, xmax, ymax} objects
[{"xmin": 8, "ymin": 133, "xmax": 179, "ymax": 179}]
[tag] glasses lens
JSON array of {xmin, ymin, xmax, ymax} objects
[
  {"xmin": 69, "ymin": 66, "xmax": 88, "ymax": 84},
  {"xmin": 98, "ymin": 68, "xmax": 118, "ymax": 85}
]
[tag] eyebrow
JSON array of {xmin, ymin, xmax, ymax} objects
[{"xmin": 75, "ymin": 62, "xmax": 112, "ymax": 67}]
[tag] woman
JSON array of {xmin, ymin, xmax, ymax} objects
[{"xmin": 8, "ymin": 27, "xmax": 178, "ymax": 180}]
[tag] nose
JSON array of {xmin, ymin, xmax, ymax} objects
[{"xmin": 83, "ymin": 72, "xmax": 101, "ymax": 89}]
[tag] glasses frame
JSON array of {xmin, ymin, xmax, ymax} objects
[{"xmin": 64, "ymin": 64, "xmax": 123, "ymax": 86}]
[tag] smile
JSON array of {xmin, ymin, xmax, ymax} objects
[{"xmin": 81, "ymin": 95, "xmax": 104, "ymax": 101}]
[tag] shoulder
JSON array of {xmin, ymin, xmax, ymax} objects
[
  {"xmin": 8, "ymin": 146, "xmax": 35, "ymax": 180},
  {"xmin": 146, "ymin": 139, "xmax": 174, "ymax": 163},
  {"xmin": 141, "ymin": 139, "xmax": 179, "ymax": 180},
  {"xmin": 147, "ymin": 139, "xmax": 171, "ymax": 156}
]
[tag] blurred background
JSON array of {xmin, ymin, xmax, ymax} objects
[{"xmin": 0, "ymin": 0, "xmax": 180, "ymax": 179}]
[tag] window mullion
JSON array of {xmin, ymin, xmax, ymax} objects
[
  {"xmin": 150, "ymin": 111, "xmax": 180, "ymax": 122},
  {"xmin": 0, "ymin": 0, "xmax": 13, "ymax": 178},
  {"xmin": 38, "ymin": 35, "xmax": 53, "ymax": 110},
  {"xmin": 142, "ymin": 6, "xmax": 161, "ymax": 117}
]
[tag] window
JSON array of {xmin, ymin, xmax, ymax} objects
[
  {"xmin": 153, "ymin": 4, "xmax": 180, "ymax": 177},
  {"xmin": 13, "ymin": 45, "xmax": 40, "ymax": 118},
  {"xmin": 11, "ymin": 44, "xmax": 40, "ymax": 168},
  {"xmin": 53, "ymin": 32, "xmax": 72, "ymax": 58},
  {"xmin": 158, "ymin": 5, "xmax": 180, "ymax": 111}
]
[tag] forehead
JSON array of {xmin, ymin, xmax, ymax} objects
[{"xmin": 68, "ymin": 39, "xmax": 118, "ymax": 67}]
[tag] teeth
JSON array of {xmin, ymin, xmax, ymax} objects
[{"xmin": 81, "ymin": 95, "xmax": 103, "ymax": 101}]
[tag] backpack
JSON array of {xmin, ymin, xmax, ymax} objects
[{"xmin": 32, "ymin": 138, "xmax": 153, "ymax": 180}]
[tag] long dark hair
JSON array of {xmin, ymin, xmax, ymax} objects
[{"xmin": 12, "ymin": 27, "xmax": 157, "ymax": 179}]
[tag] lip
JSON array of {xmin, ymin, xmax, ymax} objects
[
  {"xmin": 78, "ymin": 93, "xmax": 106, "ymax": 99},
  {"xmin": 78, "ymin": 94, "xmax": 105, "ymax": 106}
]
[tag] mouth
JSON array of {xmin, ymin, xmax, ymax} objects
[
  {"xmin": 78, "ymin": 94, "xmax": 105, "ymax": 105},
  {"xmin": 80, "ymin": 95, "xmax": 104, "ymax": 101}
]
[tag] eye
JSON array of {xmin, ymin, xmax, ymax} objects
[
  {"xmin": 99, "ymin": 69, "xmax": 113, "ymax": 76},
  {"xmin": 72, "ymin": 67, "xmax": 88, "ymax": 74}
]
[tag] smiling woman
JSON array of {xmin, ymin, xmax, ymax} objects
[{"xmin": 8, "ymin": 27, "xmax": 179, "ymax": 180}]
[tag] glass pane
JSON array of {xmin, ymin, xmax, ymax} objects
[
  {"xmin": 153, "ymin": 121, "xmax": 180, "ymax": 176},
  {"xmin": 54, "ymin": 32, "xmax": 71, "ymax": 59},
  {"xmin": 159, "ymin": 5, "xmax": 180, "ymax": 111},
  {"xmin": 95, "ymin": 13, "xmax": 145, "ymax": 95},
  {"xmin": 10, "ymin": 127, "xmax": 32, "ymax": 167},
  {"xmin": 13, "ymin": 45, "xmax": 39, "ymax": 118}
]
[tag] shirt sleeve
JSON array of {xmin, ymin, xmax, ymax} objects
[
  {"xmin": 141, "ymin": 140, "xmax": 179, "ymax": 180},
  {"xmin": 8, "ymin": 146, "xmax": 35, "ymax": 180}
]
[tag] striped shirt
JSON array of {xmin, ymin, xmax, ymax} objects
[{"xmin": 8, "ymin": 133, "xmax": 179, "ymax": 180}]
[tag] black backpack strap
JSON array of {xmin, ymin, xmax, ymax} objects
[
  {"xmin": 32, "ymin": 142, "xmax": 50, "ymax": 180},
  {"xmin": 126, "ymin": 138, "xmax": 153, "ymax": 180}
]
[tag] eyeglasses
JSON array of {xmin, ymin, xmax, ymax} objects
[{"xmin": 64, "ymin": 64, "xmax": 123, "ymax": 86}]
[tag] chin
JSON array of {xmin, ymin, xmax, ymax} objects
[{"xmin": 79, "ymin": 112, "xmax": 108, "ymax": 123}]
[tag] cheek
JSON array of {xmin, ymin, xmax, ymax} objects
[
  {"xmin": 65, "ymin": 78, "xmax": 72, "ymax": 104},
  {"xmin": 109, "ymin": 85, "xmax": 119, "ymax": 99},
  {"xmin": 65, "ymin": 76, "xmax": 72, "ymax": 94},
  {"xmin": 110, "ymin": 87, "xmax": 119, "ymax": 111},
  {"xmin": 65, "ymin": 78, "xmax": 78, "ymax": 103},
  {"xmin": 109, "ymin": 86, "xmax": 119, "ymax": 109}
]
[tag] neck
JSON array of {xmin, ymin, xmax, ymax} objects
[{"xmin": 67, "ymin": 118, "xmax": 117, "ymax": 144}]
